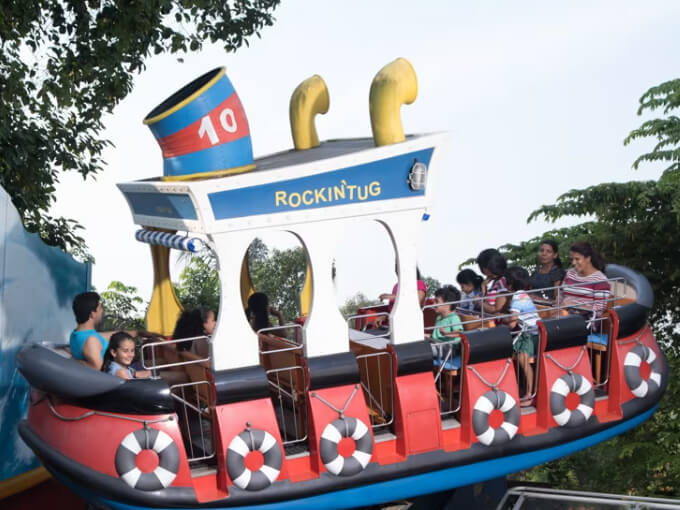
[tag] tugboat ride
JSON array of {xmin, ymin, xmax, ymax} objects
[{"xmin": 17, "ymin": 60, "xmax": 668, "ymax": 509}]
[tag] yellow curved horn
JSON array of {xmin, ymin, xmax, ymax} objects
[
  {"xmin": 144, "ymin": 227, "xmax": 183, "ymax": 336},
  {"xmin": 289, "ymin": 75, "xmax": 330, "ymax": 150},
  {"xmin": 369, "ymin": 58, "xmax": 418, "ymax": 147}
]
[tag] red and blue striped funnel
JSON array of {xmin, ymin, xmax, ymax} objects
[{"xmin": 144, "ymin": 67, "xmax": 255, "ymax": 181}]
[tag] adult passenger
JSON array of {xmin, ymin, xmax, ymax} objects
[
  {"xmin": 375, "ymin": 267, "xmax": 427, "ymax": 328},
  {"xmin": 560, "ymin": 242, "xmax": 610, "ymax": 329},
  {"xmin": 69, "ymin": 292, "xmax": 113, "ymax": 370},
  {"xmin": 529, "ymin": 239, "xmax": 566, "ymax": 301},
  {"xmin": 172, "ymin": 306, "xmax": 216, "ymax": 355},
  {"xmin": 246, "ymin": 292, "xmax": 285, "ymax": 335},
  {"xmin": 379, "ymin": 267, "xmax": 427, "ymax": 311}
]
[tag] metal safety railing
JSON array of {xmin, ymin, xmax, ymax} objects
[
  {"xmin": 140, "ymin": 335, "xmax": 211, "ymax": 373},
  {"xmin": 356, "ymin": 351, "xmax": 394, "ymax": 429},
  {"xmin": 346, "ymin": 311, "xmax": 392, "ymax": 339},
  {"xmin": 497, "ymin": 486, "xmax": 680, "ymax": 510},
  {"xmin": 422, "ymin": 276, "xmax": 629, "ymax": 402},
  {"xmin": 169, "ymin": 381, "xmax": 215, "ymax": 463},
  {"xmin": 431, "ymin": 340, "xmax": 465, "ymax": 418},
  {"xmin": 257, "ymin": 323, "xmax": 308, "ymax": 447}
]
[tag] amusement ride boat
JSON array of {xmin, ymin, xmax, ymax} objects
[{"xmin": 16, "ymin": 60, "xmax": 668, "ymax": 509}]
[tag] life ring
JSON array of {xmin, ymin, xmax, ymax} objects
[
  {"xmin": 319, "ymin": 417, "xmax": 373, "ymax": 476},
  {"xmin": 549, "ymin": 373, "xmax": 595, "ymax": 427},
  {"xmin": 624, "ymin": 344, "xmax": 662, "ymax": 398},
  {"xmin": 115, "ymin": 428, "xmax": 180, "ymax": 491},
  {"xmin": 472, "ymin": 390, "xmax": 519, "ymax": 446},
  {"xmin": 226, "ymin": 429, "xmax": 282, "ymax": 491}
]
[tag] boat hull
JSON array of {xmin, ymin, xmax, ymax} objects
[{"xmin": 19, "ymin": 396, "xmax": 663, "ymax": 509}]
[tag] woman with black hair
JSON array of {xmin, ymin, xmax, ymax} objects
[
  {"xmin": 560, "ymin": 242, "xmax": 610, "ymax": 325},
  {"xmin": 530, "ymin": 239, "xmax": 566, "ymax": 300},
  {"xmin": 246, "ymin": 292, "xmax": 285, "ymax": 335},
  {"xmin": 172, "ymin": 306, "xmax": 216, "ymax": 352}
]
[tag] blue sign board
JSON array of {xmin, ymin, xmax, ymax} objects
[
  {"xmin": 125, "ymin": 191, "xmax": 198, "ymax": 220},
  {"xmin": 208, "ymin": 148, "xmax": 434, "ymax": 220}
]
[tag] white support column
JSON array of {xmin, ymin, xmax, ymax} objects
[
  {"xmin": 291, "ymin": 222, "xmax": 348, "ymax": 358},
  {"xmin": 381, "ymin": 211, "xmax": 424, "ymax": 344},
  {"xmin": 210, "ymin": 231, "xmax": 259, "ymax": 371}
]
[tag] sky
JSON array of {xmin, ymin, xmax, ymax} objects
[{"xmin": 50, "ymin": 1, "xmax": 680, "ymax": 310}]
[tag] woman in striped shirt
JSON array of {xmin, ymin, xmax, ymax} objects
[{"xmin": 560, "ymin": 242, "xmax": 610, "ymax": 329}]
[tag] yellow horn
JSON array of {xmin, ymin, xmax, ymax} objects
[
  {"xmin": 289, "ymin": 75, "xmax": 330, "ymax": 150},
  {"xmin": 369, "ymin": 58, "xmax": 418, "ymax": 147},
  {"xmin": 144, "ymin": 227, "xmax": 183, "ymax": 336}
]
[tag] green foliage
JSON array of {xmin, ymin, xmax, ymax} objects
[
  {"xmin": 175, "ymin": 256, "xmax": 220, "ymax": 313},
  {"xmin": 175, "ymin": 239, "xmax": 307, "ymax": 322},
  {"xmin": 624, "ymin": 78, "xmax": 680, "ymax": 172},
  {"xmin": 100, "ymin": 280, "xmax": 145, "ymax": 330},
  {"xmin": 249, "ymin": 246, "xmax": 307, "ymax": 322},
  {"xmin": 423, "ymin": 275, "xmax": 442, "ymax": 297},
  {"xmin": 340, "ymin": 292, "xmax": 378, "ymax": 317},
  {"xmin": 0, "ymin": 0, "xmax": 280, "ymax": 255},
  {"xmin": 499, "ymin": 78, "xmax": 680, "ymax": 495}
]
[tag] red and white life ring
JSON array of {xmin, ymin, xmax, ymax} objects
[
  {"xmin": 472, "ymin": 390, "xmax": 519, "ymax": 446},
  {"xmin": 319, "ymin": 417, "xmax": 373, "ymax": 477},
  {"xmin": 624, "ymin": 344, "xmax": 662, "ymax": 398},
  {"xmin": 549, "ymin": 373, "xmax": 594, "ymax": 427},
  {"xmin": 226, "ymin": 429, "xmax": 282, "ymax": 491},
  {"xmin": 115, "ymin": 428, "xmax": 179, "ymax": 491}
]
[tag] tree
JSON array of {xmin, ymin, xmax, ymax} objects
[
  {"xmin": 175, "ymin": 256, "xmax": 220, "ymax": 313},
  {"xmin": 249, "ymin": 246, "xmax": 307, "ymax": 322},
  {"xmin": 0, "ymin": 1, "xmax": 280, "ymax": 255},
  {"xmin": 498, "ymin": 78, "xmax": 680, "ymax": 496},
  {"xmin": 340, "ymin": 292, "xmax": 377, "ymax": 317},
  {"xmin": 175, "ymin": 239, "xmax": 307, "ymax": 323},
  {"xmin": 100, "ymin": 280, "xmax": 145, "ymax": 330},
  {"xmin": 422, "ymin": 275, "xmax": 442, "ymax": 297}
]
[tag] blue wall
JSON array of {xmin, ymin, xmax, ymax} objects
[{"xmin": 0, "ymin": 186, "xmax": 90, "ymax": 482}]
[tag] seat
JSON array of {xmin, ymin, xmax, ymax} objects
[
  {"xmin": 458, "ymin": 312, "xmax": 496, "ymax": 331},
  {"xmin": 176, "ymin": 350, "xmax": 213, "ymax": 408},
  {"xmin": 259, "ymin": 335, "xmax": 307, "ymax": 439}
]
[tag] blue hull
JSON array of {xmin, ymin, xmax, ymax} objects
[{"xmin": 53, "ymin": 405, "xmax": 656, "ymax": 510}]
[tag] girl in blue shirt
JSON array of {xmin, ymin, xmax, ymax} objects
[{"xmin": 101, "ymin": 332, "xmax": 151, "ymax": 380}]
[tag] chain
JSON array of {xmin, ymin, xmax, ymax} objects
[{"xmin": 617, "ymin": 324, "xmax": 651, "ymax": 346}]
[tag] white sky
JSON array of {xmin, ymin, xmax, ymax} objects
[{"xmin": 50, "ymin": 1, "xmax": 680, "ymax": 310}]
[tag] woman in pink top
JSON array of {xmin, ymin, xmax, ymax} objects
[
  {"xmin": 374, "ymin": 268, "xmax": 427, "ymax": 328},
  {"xmin": 560, "ymin": 242, "xmax": 610, "ymax": 327}
]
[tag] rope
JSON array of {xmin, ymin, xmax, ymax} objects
[
  {"xmin": 45, "ymin": 396, "xmax": 174, "ymax": 426},
  {"xmin": 546, "ymin": 345, "xmax": 587, "ymax": 374},
  {"xmin": 617, "ymin": 324, "xmax": 651, "ymax": 346},
  {"xmin": 311, "ymin": 384, "xmax": 360, "ymax": 419},
  {"xmin": 467, "ymin": 359, "xmax": 512, "ymax": 390}
]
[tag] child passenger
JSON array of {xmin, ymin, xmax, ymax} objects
[
  {"xmin": 477, "ymin": 250, "xmax": 509, "ymax": 314},
  {"xmin": 456, "ymin": 269, "xmax": 483, "ymax": 312},
  {"xmin": 101, "ymin": 332, "xmax": 151, "ymax": 380},
  {"xmin": 426, "ymin": 286, "xmax": 464, "ymax": 346},
  {"xmin": 504, "ymin": 266, "xmax": 541, "ymax": 403}
]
